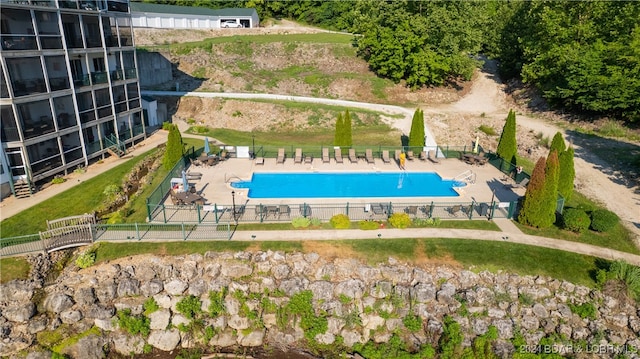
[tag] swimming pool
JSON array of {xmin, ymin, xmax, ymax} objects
[{"xmin": 231, "ymin": 172, "xmax": 465, "ymax": 198}]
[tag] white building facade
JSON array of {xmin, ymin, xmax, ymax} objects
[{"xmin": 130, "ymin": 2, "xmax": 259, "ymax": 29}]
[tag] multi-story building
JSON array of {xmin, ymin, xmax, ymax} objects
[{"xmin": 0, "ymin": 0, "xmax": 145, "ymax": 199}]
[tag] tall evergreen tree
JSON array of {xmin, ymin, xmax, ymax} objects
[
  {"xmin": 334, "ymin": 112, "xmax": 344, "ymax": 146},
  {"xmin": 344, "ymin": 110, "xmax": 353, "ymax": 147},
  {"xmin": 558, "ymin": 146, "xmax": 576, "ymax": 202},
  {"xmin": 409, "ymin": 109, "xmax": 425, "ymax": 148},
  {"xmin": 518, "ymin": 157, "xmax": 546, "ymax": 227},
  {"xmin": 549, "ymin": 132, "xmax": 566, "ymax": 155},
  {"xmin": 540, "ymin": 150, "xmax": 560, "ymax": 228},
  {"xmin": 162, "ymin": 124, "xmax": 184, "ymax": 170},
  {"xmin": 496, "ymin": 109, "xmax": 517, "ymax": 165}
]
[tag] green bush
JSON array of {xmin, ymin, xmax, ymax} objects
[
  {"xmin": 51, "ymin": 176, "xmax": 66, "ymax": 184},
  {"xmin": 162, "ymin": 122, "xmax": 173, "ymax": 130},
  {"xmin": 117, "ymin": 309, "xmax": 150, "ymax": 336},
  {"xmin": 176, "ymin": 295, "xmax": 202, "ymax": 320},
  {"xmin": 310, "ymin": 218, "xmax": 322, "ymax": 227},
  {"xmin": 330, "ymin": 214, "xmax": 351, "ymax": 229},
  {"xmin": 561, "ymin": 208, "xmax": 590, "ymax": 233},
  {"xmin": 402, "ymin": 313, "xmax": 422, "ymax": 332},
  {"xmin": 568, "ymin": 302, "xmax": 597, "ymax": 320},
  {"xmin": 478, "ymin": 124, "xmax": 496, "ymax": 136},
  {"xmin": 74, "ymin": 249, "xmax": 96, "ymax": 269},
  {"xmin": 359, "ymin": 220, "xmax": 381, "ymax": 230},
  {"xmin": 292, "ymin": 217, "xmax": 311, "ymax": 228},
  {"xmin": 143, "ymin": 298, "xmax": 160, "ymax": 315},
  {"xmin": 388, "ymin": 213, "xmax": 411, "ymax": 229},
  {"xmin": 590, "ymin": 209, "xmax": 619, "ymax": 233}
]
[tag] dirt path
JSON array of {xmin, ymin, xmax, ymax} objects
[{"xmin": 436, "ymin": 60, "xmax": 640, "ymax": 242}]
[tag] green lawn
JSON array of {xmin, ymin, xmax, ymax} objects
[{"xmin": 0, "ymin": 149, "xmax": 157, "ymax": 237}]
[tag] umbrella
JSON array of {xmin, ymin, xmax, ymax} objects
[
  {"xmin": 203, "ymin": 137, "xmax": 210, "ymax": 155},
  {"xmin": 473, "ymin": 136, "xmax": 479, "ymax": 153},
  {"xmin": 182, "ymin": 170, "xmax": 188, "ymax": 192}
]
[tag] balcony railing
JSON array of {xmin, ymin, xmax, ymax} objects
[
  {"xmin": 110, "ymin": 69, "xmax": 124, "ymax": 81},
  {"xmin": 49, "ymin": 77, "xmax": 70, "ymax": 91},
  {"xmin": 128, "ymin": 99, "xmax": 140, "ymax": 110},
  {"xmin": 73, "ymin": 74, "xmax": 91, "ymax": 87},
  {"xmin": 91, "ymin": 72, "xmax": 108, "ymax": 84},
  {"xmin": 115, "ymin": 102, "xmax": 127, "ymax": 114},
  {"xmin": 124, "ymin": 68, "xmax": 137, "ymax": 79},
  {"xmin": 97, "ymin": 106, "xmax": 112, "ymax": 119},
  {"xmin": 85, "ymin": 140, "xmax": 101, "ymax": 155},
  {"xmin": 12, "ymin": 79, "xmax": 47, "ymax": 97},
  {"xmin": 40, "ymin": 36, "xmax": 63, "ymax": 49},
  {"xmin": 63, "ymin": 147, "xmax": 83, "ymax": 163},
  {"xmin": 79, "ymin": 110, "xmax": 96, "ymax": 124},
  {"xmin": 133, "ymin": 124, "xmax": 145, "ymax": 136},
  {"xmin": 1, "ymin": 35, "xmax": 37, "ymax": 51},
  {"xmin": 31, "ymin": 154, "xmax": 63, "ymax": 177}
]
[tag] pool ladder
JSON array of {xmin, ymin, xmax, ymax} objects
[
  {"xmin": 225, "ymin": 173, "xmax": 243, "ymax": 183},
  {"xmin": 454, "ymin": 170, "xmax": 476, "ymax": 185}
]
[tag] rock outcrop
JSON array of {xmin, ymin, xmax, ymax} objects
[{"xmin": 1, "ymin": 251, "xmax": 638, "ymax": 358}]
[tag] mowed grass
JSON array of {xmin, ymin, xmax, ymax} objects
[
  {"xmin": 0, "ymin": 149, "xmax": 157, "ymax": 237},
  {"xmin": 91, "ymin": 238, "xmax": 604, "ymax": 287},
  {"xmin": 0, "ymin": 257, "xmax": 30, "ymax": 282}
]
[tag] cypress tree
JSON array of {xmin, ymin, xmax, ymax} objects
[
  {"xmin": 344, "ymin": 110, "xmax": 353, "ymax": 147},
  {"xmin": 549, "ymin": 132, "xmax": 566, "ymax": 154},
  {"xmin": 518, "ymin": 157, "xmax": 547, "ymax": 227},
  {"xmin": 334, "ymin": 112, "xmax": 343, "ymax": 146},
  {"xmin": 540, "ymin": 150, "xmax": 560, "ymax": 228},
  {"xmin": 409, "ymin": 109, "xmax": 425, "ymax": 148},
  {"xmin": 162, "ymin": 124, "xmax": 184, "ymax": 170},
  {"xmin": 496, "ymin": 109, "xmax": 517, "ymax": 165},
  {"xmin": 558, "ymin": 146, "xmax": 576, "ymax": 202}
]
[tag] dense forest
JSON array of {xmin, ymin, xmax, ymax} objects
[{"xmin": 141, "ymin": 0, "xmax": 640, "ymax": 122}]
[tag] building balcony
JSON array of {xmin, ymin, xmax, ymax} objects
[
  {"xmin": 31, "ymin": 155, "xmax": 63, "ymax": 177},
  {"xmin": 110, "ymin": 69, "xmax": 124, "ymax": 81},
  {"xmin": 49, "ymin": 77, "xmax": 70, "ymax": 91},
  {"xmin": 91, "ymin": 72, "xmax": 108, "ymax": 84},
  {"xmin": 73, "ymin": 74, "xmax": 91, "ymax": 87},
  {"xmin": 12, "ymin": 79, "xmax": 47, "ymax": 97},
  {"xmin": 1, "ymin": 35, "xmax": 37, "ymax": 51},
  {"xmin": 124, "ymin": 68, "xmax": 137, "ymax": 79}
]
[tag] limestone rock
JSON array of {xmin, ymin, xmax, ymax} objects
[
  {"xmin": 238, "ymin": 329, "xmax": 265, "ymax": 346},
  {"xmin": 164, "ymin": 279, "xmax": 187, "ymax": 295},
  {"xmin": 112, "ymin": 333, "xmax": 146, "ymax": 355},
  {"xmin": 334, "ymin": 279, "xmax": 365, "ymax": 299},
  {"xmin": 220, "ymin": 263, "xmax": 253, "ymax": 278},
  {"xmin": 117, "ymin": 278, "xmax": 141, "ymax": 297},
  {"xmin": 148, "ymin": 329, "xmax": 181, "ymax": 351},
  {"xmin": 43, "ymin": 293, "xmax": 74, "ymax": 314},
  {"xmin": 61, "ymin": 334, "xmax": 106, "ymax": 359},
  {"xmin": 3, "ymin": 303, "xmax": 36, "ymax": 323},
  {"xmin": 209, "ymin": 329, "xmax": 237, "ymax": 347},
  {"xmin": 149, "ymin": 309, "xmax": 171, "ymax": 330}
]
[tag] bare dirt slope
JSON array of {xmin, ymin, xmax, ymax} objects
[{"xmin": 135, "ymin": 24, "xmax": 639, "ymax": 241}]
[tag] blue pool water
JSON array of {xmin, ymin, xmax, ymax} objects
[{"xmin": 231, "ymin": 172, "xmax": 465, "ymax": 198}]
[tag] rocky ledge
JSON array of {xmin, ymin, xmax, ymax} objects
[{"xmin": 1, "ymin": 251, "xmax": 639, "ymax": 358}]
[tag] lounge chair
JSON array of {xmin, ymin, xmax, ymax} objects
[
  {"xmin": 278, "ymin": 205, "xmax": 291, "ymax": 219},
  {"xmin": 448, "ymin": 205, "xmax": 462, "ymax": 217},
  {"xmin": 335, "ymin": 148, "xmax": 343, "ymax": 163},
  {"xmin": 348, "ymin": 148, "xmax": 358, "ymax": 163},
  {"xmin": 294, "ymin": 148, "xmax": 302, "ymax": 164},
  {"xmin": 382, "ymin": 150, "xmax": 391, "ymax": 164},
  {"xmin": 428, "ymin": 150, "xmax": 440, "ymax": 164},
  {"xmin": 509, "ymin": 178, "xmax": 529, "ymax": 189},
  {"xmin": 304, "ymin": 155, "xmax": 313, "ymax": 164},
  {"xmin": 405, "ymin": 206, "xmax": 418, "ymax": 216},
  {"xmin": 255, "ymin": 157, "xmax": 265, "ymax": 165},
  {"xmin": 322, "ymin": 148, "xmax": 330, "ymax": 163},
  {"xmin": 277, "ymin": 148, "xmax": 285, "ymax": 164},
  {"xmin": 406, "ymin": 151, "xmax": 415, "ymax": 161},
  {"xmin": 365, "ymin": 149, "xmax": 375, "ymax": 164},
  {"xmin": 299, "ymin": 204, "xmax": 312, "ymax": 217},
  {"xmin": 419, "ymin": 151, "xmax": 427, "ymax": 161}
]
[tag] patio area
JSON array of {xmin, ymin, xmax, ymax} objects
[{"xmin": 157, "ymin": 153, "xmax": 525, "ymax": 223}]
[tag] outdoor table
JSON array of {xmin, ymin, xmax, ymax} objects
[{"xmin": 174, "ymin": 192, "xmax": 203, "ymax": 205}]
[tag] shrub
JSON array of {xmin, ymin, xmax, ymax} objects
[
  {"xmin": 590, "ymin": 209, "xmax": 619, "ymax": 233},
  {"xmin": 478, "ymin": 124, "xmax": 496, "ymax": 136},
  {"xmin": 402, "ymin": 313, "xmax": 422, "ymax": 332},
  {"xmin": 117, "ymin": 309, "xmax": 150, "ymax": 336},
  {"xmin": 413, "ymin": 217, "xmax": 441, "ymax": 227},
  {"xmin": 75, "ymin": 249, "xmax": 96, "ymax": 269},
  {"xmin": 310, "ymin": 218, "xmax": 322, "ymax": 227},
  {"xmin": 51, "ymin": 176, "xmax": 66, "ymax": 184},
  {"xmin": 176, "ymin": 295, "xmax": 202, "ymax": 320},
  {"xmin": 359, "ymin": 220, "xmax": 380, "ymax": 230},
  {"xmin": 568, "ymin": 302, "xmax": 597, "ymax": 320},
  {"xmin": 161, "ymin": 121, "xmax": 173, "ymax": 130},
  {"xmin": 143, "ymin": 298, "xmax": 160, "ymax": 315},
  {"xmin": 388, "ymin": 213, "xmax": 411, "ymax": 229},
  {"xmin": 330, "ymin": 214, "xmax": 351, "ymax": 229},
  {"xmin": 562, "ymin": 208, "xmax": 591, "ymax": 233},
  {"xmin": 292, "ymin": 217, "xmax": 311, "ymax": 228}
]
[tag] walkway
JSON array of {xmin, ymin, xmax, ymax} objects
[{"xmin": 229, "ymin": 220, "xmax": 640, "ymax": 266}]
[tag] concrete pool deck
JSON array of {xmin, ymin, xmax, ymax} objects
[{"xmin": 179, "ymin": 153, "xmax": 524, "ymax": 208}]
